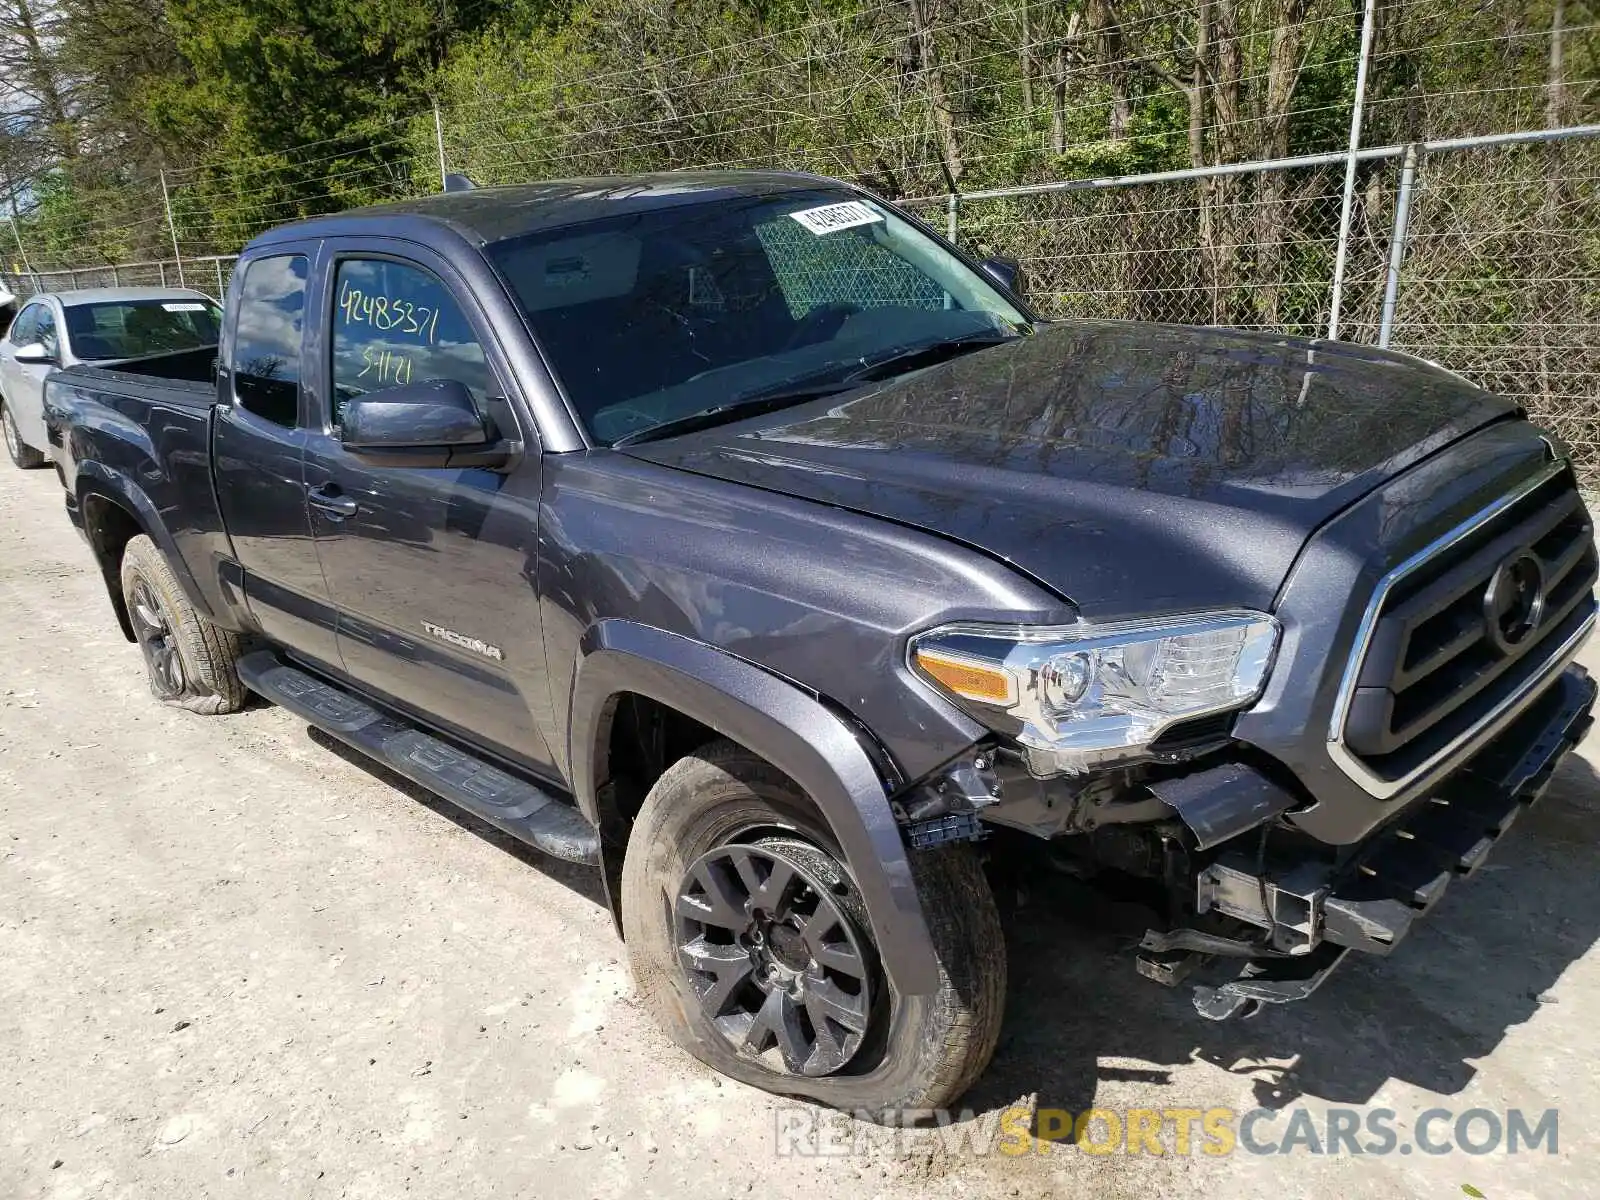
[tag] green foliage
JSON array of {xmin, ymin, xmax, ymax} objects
[
  {"xmin": 20, "ymin": 173, "xmax": 137, "ymax": 265},
  {"xmin": 2, "ymin": 0, "xmax": 1594, "ymax": 275}
]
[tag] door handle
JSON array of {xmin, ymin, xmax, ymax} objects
[{"xmin": 308, "ymin": 484, "xmax": 359, "ymax": 520}]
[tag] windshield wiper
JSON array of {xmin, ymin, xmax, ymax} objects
[
  {"xmin": 844, "ymin": 330, "xmax": 1022, "ymax": 385},
  {"xmin": 608, "ymin": 381, "xmax": 860, "ymax": 448},
  {"xmin": 607, "ymin": 329, "xmax": 1026, "ymax": 448}
]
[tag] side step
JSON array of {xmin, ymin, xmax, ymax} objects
[{"xmin": 236, "ymin": 651, "xmax": 600, "ymax": 866}]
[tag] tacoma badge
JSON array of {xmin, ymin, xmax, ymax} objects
[{"xmin": 421, "ymin": 621, "xmax": 504, "ymax": 661}]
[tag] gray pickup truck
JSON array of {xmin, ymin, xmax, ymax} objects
[{"xmin": 42, "ymin": 171, "xmax": 1597, "ymax": 1118}]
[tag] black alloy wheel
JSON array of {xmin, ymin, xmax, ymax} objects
[
  {"xmin": 674, "ymin": 836, "xmax": 875, "ymax": 1078},
  {"xmin": 128, "ymin": 575, "xmax": 186, "ymax": 698}
]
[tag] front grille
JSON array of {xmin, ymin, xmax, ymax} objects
[{"xmin": 1340, "ymin": 466, "xmax": 1598, "ymax": 788}]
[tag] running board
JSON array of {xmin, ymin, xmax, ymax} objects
[{"xmin": 236, "ymin": 651, "xmax": 600, "ymax": 866}]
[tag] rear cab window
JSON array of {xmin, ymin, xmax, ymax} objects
[{"xmin": 231, "ymin": 255, "xmax": 310, "ymax": 427}]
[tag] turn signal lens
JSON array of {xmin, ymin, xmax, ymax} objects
[{"xmin": 913, "ymin": 648, "xmax": 1017, "ymax": 706}]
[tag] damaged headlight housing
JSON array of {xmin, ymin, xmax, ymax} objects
[{"xmin": 909, "ymin": 611, "xmax": 1280, "ymax": 775}]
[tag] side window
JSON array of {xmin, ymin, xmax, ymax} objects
[
  {"xmin": 9, "ymin": 303, "xmax": 38, "ymax": 346},
  {"xmin": 330, "ymin": 258, "xmax": 492, "ymax": 424},
  {"xmin": 233, "ymin": 254, "xmax": 309, "ymax": 427},
  {"xmin": 33, "ymin": 307, "xmax": 59, "ymax": 358}
]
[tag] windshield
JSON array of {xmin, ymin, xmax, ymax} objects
[
  {"xmin": 63, "ymin": 298, "xmax": 223, "ymax": 361},
  {"xmin": 487, "ymin": 190, "xmax": 1030, "ymax": 445}
]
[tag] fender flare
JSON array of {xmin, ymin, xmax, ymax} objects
[
  {"xmin": 75, "ymin": 461, "xmax": 215, "ymax": 637},
  {"xmin": 569, "ymin": 619, "xmax": 941, "ymax": 997}
]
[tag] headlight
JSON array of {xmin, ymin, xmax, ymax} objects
[{"xmin": 909, "ymin": 611, "xmax": 1280, "ymax": 776}]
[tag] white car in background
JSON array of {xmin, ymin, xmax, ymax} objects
[{"xmin": 0, "ymin": 287, "xmax": 222, "ymax": 469}]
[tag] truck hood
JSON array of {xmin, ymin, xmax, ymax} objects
[{"xmin": 620, "ymin": 320, "xmax": 1514, "ymax": 616}]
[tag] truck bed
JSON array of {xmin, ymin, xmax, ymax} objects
[
  {"xmin": 51, "ymin": 344, "xmax": 218, "ymax": 406},
  {"xmin": 48, "ymin": 344, "xmax": 233, "ymax": 623}
]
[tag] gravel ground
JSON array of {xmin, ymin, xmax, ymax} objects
[{"xmin": 3, "ymin": 459, "xmax": 1599, "ymax": 1200}]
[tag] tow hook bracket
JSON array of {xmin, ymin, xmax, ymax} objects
[{"xmin": 1196, "ymin": 856, "xmax": 1330, "ymax": 956}]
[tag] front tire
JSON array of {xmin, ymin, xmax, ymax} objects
[
  {"xmin": 2, "ymin": 400, "xmax": 45, "ymax": 469},
  {"xmin": 621, "ymin": 740, "xmax": 1006, "ymax": 1119},
  {"xmin": 120, "ymin": 535, "xmax": 248, "ymax": 714}
]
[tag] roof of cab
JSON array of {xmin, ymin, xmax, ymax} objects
[{"xmin": 250, "ymin": 170, "xmax": 843, "ymax": 250}]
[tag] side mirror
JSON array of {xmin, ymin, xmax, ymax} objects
[
  {"xmin": 340, "ymin": 378, "xmax": 488, "ymax": 451},
  {"xmin": 979, "ymin": 256, "xmax": 1025, "ymax": 297},
  {"xmin": 12, "ymin": 341, "xmax": 54, "ymax": 365}
]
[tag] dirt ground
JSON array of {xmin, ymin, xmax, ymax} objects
[{"xmin": 4, "ymin": 458, "xmax": 1600, "ymax": 1200}]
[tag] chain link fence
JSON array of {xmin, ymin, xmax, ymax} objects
[
  {"xmin": 888, "ymin": 125, "xmax": 1600, "ymax": 483},
  {"xmin": 5, "ymin": 135, "xmax": 1598, "ymax": 483},
  {"xmin": 1385, "ymin": 136, "xmax": 1600, "ymax": 470},
  {"xmin": 934, "ymin": 161, "xmax": 1365, "ymax": 338}
]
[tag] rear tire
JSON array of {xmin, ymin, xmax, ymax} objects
[
  {"xmin": 120, "ymin": 534, "xmax": 248, "ymax": 714},
  {"xmin": 621, "ymin": 739, "xmax": 1006, "ymax": 1119},
  {"xmin": 2, "ymin": 400, "xmax": 45, "ymax": 469}
]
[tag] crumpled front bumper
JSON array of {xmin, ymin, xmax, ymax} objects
[{"xmin": 1180, "ymin": 664, "xmax": 1595, "ymax": 1020}]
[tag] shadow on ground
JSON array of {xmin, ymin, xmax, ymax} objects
[
  {"xmin": 304, "ymin": 725, "xmax": 608, "ymax": 908},
  {"xmin": 304, "ymin": 720, "xmax": 1600, "ymax": 1128}
]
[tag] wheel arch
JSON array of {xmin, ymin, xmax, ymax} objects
[
  {"xmin": 75, "ymin": 463, "xmax": 213, "ymax": 641},
  {"xmin": 569, "ymin": 619, "xmax": 941, "ymax": 997}
]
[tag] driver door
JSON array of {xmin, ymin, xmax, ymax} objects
[{"xmin": 301, "ymin": 245, "xmax": 560, "ymax": 779}]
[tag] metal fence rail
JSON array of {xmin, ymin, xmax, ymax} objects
[{"xmin": 7, "ymin": 254, "xmax": 238, "ymax": 299}]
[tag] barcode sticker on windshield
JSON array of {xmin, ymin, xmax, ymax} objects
[
  {"xmin": 789, "ymin": 201, "xmax": 883, "ymax": 235},
  {"xmin": 161, "ymin": 302, "xmax": 208, "ymax": 312}
]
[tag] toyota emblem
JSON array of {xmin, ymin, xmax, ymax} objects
[{"xmin": 1482, "ymin": 552, "xmax": 1546, "ymax": 652}]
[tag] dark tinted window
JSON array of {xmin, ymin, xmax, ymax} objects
[
  {"xmin": 487, "ymin": 191, "xmax": 1025, "ymax": 445},
  {"xmin": 330, "ymin": 258, "xmax": 491, "ymax": 423},
  {"xmin": 8, "ymin": 303, "xmax": 39, "ymax": 346},
  {"xmin": 233, "ymin": 255, "xmax": 308, "ymax": 427},
  {"xmin": 64, "ymin": 299, "xmax": 222, "ymax": 361}
]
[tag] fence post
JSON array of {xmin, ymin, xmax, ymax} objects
[
  {"xmin": 433, "ymin": 100, "xmax": 449, "ymax": 191},
  {"xmin": 215, "ymin": 257, "xmax": 226, "ymax": 299},
  {"xmin": 1378, "ymin": 144, "xmax": 1422, "ymax": 349},
  {"xmin": 111, "ymin": 265, "xmax": 121, "ymax": 286},
  {"xmin": 946, "ymin": 192, "xmax": 960, "ymax": 244},
  {"xmin": 5, "ymin": 215, "xmax": 32, "ymax": 279},
  {"xmin": 1, "ymin": 169, "xmax": 38, "ymax": 281},
  {"xmin": 158, "ymin": 262, "xmax": 167, "ymax": 286},
  {"xmin": 1327, "ymin": 0, "xmax": 1379, "ymax": 342},
  {"xmin": 159, "ymin": 169, "xmax": 186, "ymax": 288},
  {"xmin": 70, "ymin": 271, "xmax": 79, "ymax": 288}
]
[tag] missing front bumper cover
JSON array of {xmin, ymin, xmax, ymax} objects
[{"xmin": 1169, "ymin": 664, "xmax": 1595, "ymax": 1018}]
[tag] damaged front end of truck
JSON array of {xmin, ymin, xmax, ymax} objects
[{"xmin": 899, "ymin": 447, "xmax": 1598, "ymax": 1020}]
